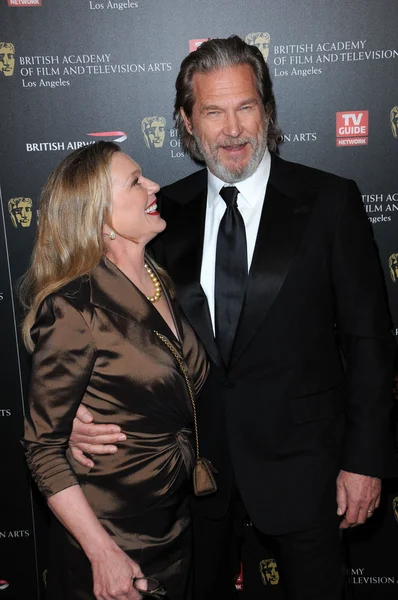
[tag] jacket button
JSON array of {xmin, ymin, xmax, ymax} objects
[{"xmin": 225, "ymin": 380, "xmax": 236, "ymax": 389}]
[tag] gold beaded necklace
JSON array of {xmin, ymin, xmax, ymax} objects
[{"xmin": 144, "ymin": 263, "xmax": 162, "ymax": 303}]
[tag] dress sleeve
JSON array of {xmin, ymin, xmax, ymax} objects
[{"xmin": 22, "ymin": 295, "xmax": 96, "ymax": 498}]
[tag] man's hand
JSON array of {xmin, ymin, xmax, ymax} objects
[
  {"xmin": 336, "ymin": 470, "xmax": 381, "ymax": 529},
  {"xmin": 69, "ymin": 405, "xmax": 126, "ymax": 468}
]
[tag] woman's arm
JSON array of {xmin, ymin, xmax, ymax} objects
[
  {"xmin": 22, "ymin": 295, "xmax": 144, "ymax": 599},
  {"xmin": 48, "ymin": 485, "xmax": 143, "ymax": 600},
  {"xmin": 23, "ymin": 294, "xmax": 97, "ymax": 496}
]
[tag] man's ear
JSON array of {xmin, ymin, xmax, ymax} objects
[{"xmin": 180, "ymin": 108, "xmax": 193, "ymax": 135}]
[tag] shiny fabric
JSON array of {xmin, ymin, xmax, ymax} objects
[
  {"xmin": 22, "ymin": 256, "xmax": 209, "ymax": 600},
  {"xmin": 215, "ymin": 186, "xmax": 247, "ymax": 366}
]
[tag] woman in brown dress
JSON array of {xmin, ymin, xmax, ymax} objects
[{"xmin": 21, "ymin": 141, "xmax": 208, "ymax": 600}]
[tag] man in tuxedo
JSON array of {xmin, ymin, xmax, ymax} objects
[{"xmin": 70, "ymin": 36, "xmax": 396, "ymax": 599}]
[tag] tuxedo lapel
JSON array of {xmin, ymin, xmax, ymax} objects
[
  {"xmin": 229, "ymin": 164, "xmax": 316, "ymax": 369},
  {"xmin": 162, "ymin": 187, "xmax": 223, "ymax": 368}
]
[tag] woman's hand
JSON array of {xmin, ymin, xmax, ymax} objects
[
  {"xmin": 90, "ymin": 543, "xmax": 145, "ymax": 600},
  {"xmin": 47, "ymin": 487, "xmax": 144, "ymax": 600}
]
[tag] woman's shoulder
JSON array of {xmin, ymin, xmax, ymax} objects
[
  {"xmin": 32, "ymin": 275, "xmax": 95, "ymax": 347},
  {"xmin": 47, "ymin": 274, "xmax": 92, "ymax": 313}
]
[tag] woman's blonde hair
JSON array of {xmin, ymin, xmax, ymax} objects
[
  {"xmin": 20, "ymin": 140, "xmax": 171, "ymax": 352},
  {"xmin": 20, "ymin": 141, "xmax": 119, "ymax": 351}
]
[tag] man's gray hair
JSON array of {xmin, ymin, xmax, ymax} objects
[{"xmin": 174, "ymin": 35, "xmax": 282, "ymax": 161}]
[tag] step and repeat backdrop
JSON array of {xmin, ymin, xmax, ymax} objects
[{"xmin": 0, "ymin": 0, "xmax": 397, "ymax": 598}]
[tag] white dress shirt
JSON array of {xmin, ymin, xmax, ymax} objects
[{"xmin": 200, "ymin": 149, "xmax": 271, "ymax": 332}]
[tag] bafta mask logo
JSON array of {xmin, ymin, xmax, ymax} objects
[
  {"xmin": 245, "ymin": 32, "xmax": 271, "ymax": 62},
  {"xmin": 259, "ymin": 558, "xmax": 280, "ymax": 586},
  {"xmin": 8, "ymin": 197, "xmax": 33, "ymax": 228},
  {"xmin": 390, "ymin": 106, "xmax": 398, "ymax": 139},
  {"xmin": 393, "ymin": 497, "xmax": 398, "ymax": 522},
  {"xmin": 141, "ymin": 116, "xmax": 166, "ymax": 149},
  {"xmin": 0, "ymin": 42, "xmax": 15, "ymax": 77},
  {"xmin": 389, "ymin": 254, "xmax": 398, "ymax": 283}
]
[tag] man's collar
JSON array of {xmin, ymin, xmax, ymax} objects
[{"xmin": 207, "ymin": 148, "xmax": 271, "ymax": 207}]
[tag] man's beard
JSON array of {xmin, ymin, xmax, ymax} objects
[{"xmin": 193, "ymin": 125, "xmax": 268, "ymax": 184}]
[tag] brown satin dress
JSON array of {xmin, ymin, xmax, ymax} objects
[{"xmin": 22, "ymin": 256, "xmax": 209, "ymax": 600}]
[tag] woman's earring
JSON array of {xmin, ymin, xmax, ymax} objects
[{"xmin": 108, "ymin": 230, "xmax": 116, "ymax": 240}]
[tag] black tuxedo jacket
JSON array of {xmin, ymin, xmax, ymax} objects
[{"xmin": 151, "ymin": 153, "xmax": 397, "ymax": 535}]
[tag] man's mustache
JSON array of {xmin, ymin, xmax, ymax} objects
[{"xmin": 215, "ymin": 138, "xmax": 253, "ymax": 149}]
